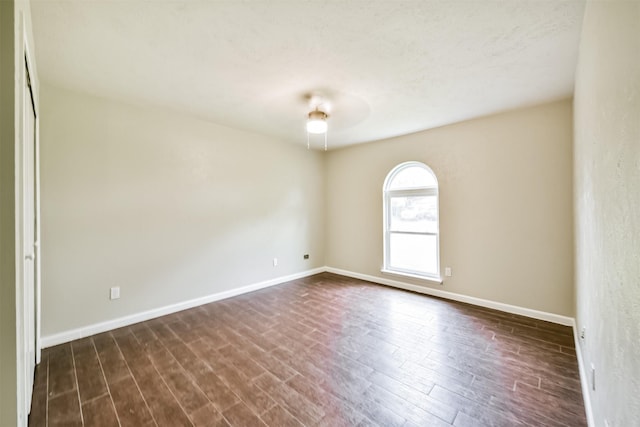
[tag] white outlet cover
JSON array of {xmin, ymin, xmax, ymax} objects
[
  {"xmin": 110, "ymin": 287, "xmax": 120, "ymax": 300},
  {"xmin": 445, "ymin": 267, "xmax": 452, "ymax": 277}
]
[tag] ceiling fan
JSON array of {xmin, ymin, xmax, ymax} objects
[
  {"xmin": 305, "ymin": 93, "xmax": 331, "ymax": 150},
  {"xmin": 263, "ymin": 88, "xmax": 370, "ymax": 150}
]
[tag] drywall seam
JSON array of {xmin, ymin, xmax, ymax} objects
[
  {"xmin": 326, "ymin": 266, "xmax": 574, "ymax": 326},
  {"xmin": 573, "ymin": 319, "xmax": 595, "ymax": 427},
  {"xmin": 41, "ymin": 267, "xmax": 325, "ymax": 348}
]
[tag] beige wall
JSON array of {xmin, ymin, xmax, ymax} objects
[
  {"xmin": 0, "ymin": 3, "xmax": 17, "ymax": 425},
  {"xmin": 574, "ymin": 1, "xmax": 640, "ymax": 425},
  {"xmin": 326, "ymin": 100, "xmax": 574, "ymax": 316},
  {"xmin": 40, "ymin": 85, "xmax": 325, "ymax": 337}
]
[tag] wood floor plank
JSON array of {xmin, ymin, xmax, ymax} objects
[
  {"xmin": 260, "ymin": 405, "xmax": 304, "ymax": 427},
  {"xmin": 430, "ymin": 384, "xmax": 525, "ymax": 426},
  {"xmin": 160, "ymin": 367, "xmax": 209, "ymax": 415},
  {"xmin": 47, "ymin": 344, "xmax": 76, "ymax": 398},
  {"xmin": 207, "ymin": 356, "xmax": 276, "ymax": 416},
  {"xmin": 253, "ymin": 371, "xmax": 325, "ymax": 425},
  {"xmin": 222, "ymin": 402, "xmax": 268, "ymax": 427},
  {"xmin": 109, "ymin": 375, "xmax": 156, "ymax": 427},
  {"xmin": 93, "ymin": 334, "xmax": 130, "ymax": 387},
  {"xmin": 135, "ymin": 372, "xmax": 192, "ymax": 427},
  {"xmin": 285, "ymin": 374, "xmax": 365, "ymax": 426},
  {"xmin": 81, "ymin": 394, "xmax": 119, "ymax": 427},
  {"xmin": 72, "ymin": 339, "xmax": 108, "ymax": 403},
  {"xmin": 47, "ymin": 390, "xmax": 82, "ymax": 427},
  {"xmin": 189, "ymin": 403, "xmax": 230, "ymax": 427},
  {"xmin": 28, "ymin": 384, "xmax": 48, "ymax": 427}
]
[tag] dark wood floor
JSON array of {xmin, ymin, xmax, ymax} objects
[{"xmin": 29, "ymin": 273, "xmax": 587, "ymax": 426}]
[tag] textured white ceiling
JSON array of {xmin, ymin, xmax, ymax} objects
[{"xmin": 30, "ymin": 0, "xmax": 585, "ymax": 149}]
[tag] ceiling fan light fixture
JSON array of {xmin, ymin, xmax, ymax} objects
[{"xmin": 306, "ymin": 110, "xmax": 328, "ymax": 134}]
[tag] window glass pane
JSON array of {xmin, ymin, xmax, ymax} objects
[
  {"xmin": 388, "ymin": 166, "xmax": 436, "ymax": 190},
  {"xmin": 390, "ymin": 196, "xmax": 438, "ymax": 233},
  {"xmin": 389, "ymin": 233, "xmax": 438, "ymax": 275}
]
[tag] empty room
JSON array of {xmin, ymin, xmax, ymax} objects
[{"xmin": 1, "ymin": 0, "xmax": 638, "ymax": 426}]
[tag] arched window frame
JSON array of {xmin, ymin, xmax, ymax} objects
[{"xmin": 382, "ymin": 161, "xmax": 441, "ymax": 282}]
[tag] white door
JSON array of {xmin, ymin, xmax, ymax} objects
[{"xmin": 23, "ymin": 59, "xmax": 37, "ymax": 412}]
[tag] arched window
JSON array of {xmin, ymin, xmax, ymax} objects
[{"xmin": 383, "ymin": 162, "xmax": 440, "ymax": 280}]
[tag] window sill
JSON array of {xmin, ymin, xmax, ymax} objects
[{"xmin": 381, "ymin": 269, "xmax": 443, "ymax": 284}]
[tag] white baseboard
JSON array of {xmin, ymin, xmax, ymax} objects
[
  {"xmin": 325, "ymin": 266, "xmax": 574, "ymax": 326},
  {"xmin": 41, "ymin": 267, "xmax": 325, "ymax": 349},
  {"xmin": 572, "ymin": 319, "xmax": 595, "ymax": 427},
  {"xmin": 42, "ymin": 265, "xmax": 574, "ymax": 349}
]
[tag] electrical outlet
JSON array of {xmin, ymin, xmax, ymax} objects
[
  {"xmin": 580, "ymin": 327, "xmax": 586, "ymax": 340},
  {"xmin": 110, "ymin": 287, "xmax": 120, "ymax": 300},
  {"xmin": 591, "ymin": 363, "xmax": 596, "ymax": 391},
  {"xmin": 303, "ymin": 254, "xmax": 310, "ymax": 259},
  {"xmin": 273, "ymin": 258, "xmax": 278, "ymax": 267},
  {"xmin": 445, "ymin": 267, "xmax": 452, "ymax": 277}
]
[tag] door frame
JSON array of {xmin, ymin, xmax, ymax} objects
[
  {"xmin": 15, "ymin": 10, "xmax": 41, "ymax": 422},
  {"xmin": 25, "ymin": 30, "xmax": 41, "ymax": 368}
]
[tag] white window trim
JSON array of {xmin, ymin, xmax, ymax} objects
[
  {"xmin": 383, "ymin": 161, "xmax": 440, "ymax": 281},
  {"xmin": 381, "ymin": 268, "xmax": 443, "ymax": 284}
]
